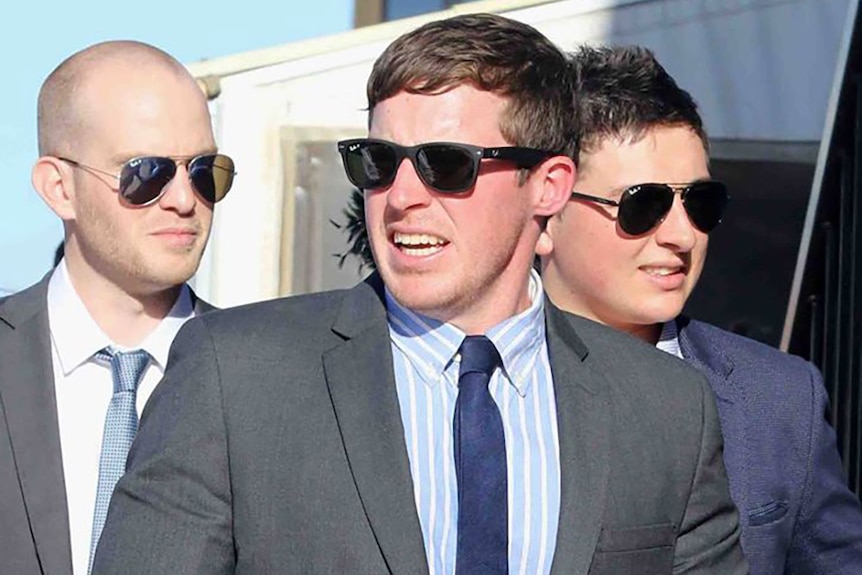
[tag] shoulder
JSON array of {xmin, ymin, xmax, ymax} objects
[
  {"xmin": 553, "ymin": 310, "xmax": 712, "ymax": 414},
  {"xmin": 0, "ymin": 277, "xmax": 50, "ymax": 330},
  {"xmin": 565, "ymin": 311, "xmax": 704, "ymax": 379},
  {"xmin": 682, "ymin": 318, "xmax": 818, "ymax": 383},
  {"xmin": 194, "ymin": 288, "xmax": 350, "ymax": 338}
]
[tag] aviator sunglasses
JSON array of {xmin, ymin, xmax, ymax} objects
[
  {"xmin": 337, "ymin": 138, "xmax": 556, "ymax": 194},
  {"xmin": 570, "ymin": 180, "xmax": 729, "ymax": 236},
  {"xmin": 59, "ymin": 154, "xmax": 236, "ymax": 207}
]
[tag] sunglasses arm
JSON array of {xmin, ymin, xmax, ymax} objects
[{"xmin": 570, "ymin": 191, "xmax": 619, "ymax": 207}]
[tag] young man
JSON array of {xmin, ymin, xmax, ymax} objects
[
  {"xmin": 0, "ymin": 41, "xmax": 234, "ymax": 575},
  {"xmin": 541, "ymin": 45, "xmax": 862, "ymax": 574},
  {"xmin": 93, "ymin": 15, "xmax": 745, "ymax": 575}
]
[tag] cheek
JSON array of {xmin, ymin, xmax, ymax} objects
[
  {"xmin": 688, "ymin": 235, "xmax": 709, "ymax": 280},
  {"xmin": 363, "ymin": 193, "xmax": 384, "ymax": 233}
]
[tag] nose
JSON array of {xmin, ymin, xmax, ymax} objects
[
  {"xmin": 157, "ymin": 163, "xmax": 197, "ymax": 215},
  {"xmin": 654, "ymin": 193, "xmax": 697, "ymax": 251},
  {"xmin": 384, "ymin": 157, "xmax": 433, "ymax": 212}
]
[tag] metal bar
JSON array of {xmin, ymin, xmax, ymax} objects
[
  {"xmin": 850, "ymin": 78, "xmax": 862, "ymax": 490},
  {"xmin": 838, "ymin": 149, "xmax": 854, "ymax": 478}
]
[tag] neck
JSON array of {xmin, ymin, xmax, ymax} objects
[
  {"xmin": 627, "ymin": 322, "xmax": 663, "ymax": 345},
  {"xmin": 436, "ymin": 270, "xmax": 535, "ymax": 336},
  {"xmin": 63, "ymin": 258, "xmax": 181, "ymax": 348}
]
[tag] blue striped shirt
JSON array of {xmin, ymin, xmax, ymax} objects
[{"xmin": 386, "ymin": 270, "xmax": 560, "ymax": 575}]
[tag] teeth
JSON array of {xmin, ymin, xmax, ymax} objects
[
  {"xmin": 393, "ymin": 232, "xmax": 445, "ymax": 246},
  {"xmin": 393, "ymin": 232, "xmax": 446, "ymax": 257},
  {"xmin": 644, "ymin": 267, "xmax": 677, "ymax": 277},
  {"xmin": 401, "ymin": 246, "xmax": 443, "ymax": 257}
]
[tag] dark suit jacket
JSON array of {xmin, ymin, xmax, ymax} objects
[
  {"xmin": 677, "ymin": 317, "xmax": 862, "ymax": 574},
  {"xmin": 93, "ymin": 275, "xmax": 746, "ymax": 574},
  {"xmin": 0, "ymin": 276, "xmax": 213, "ymax": 575}
]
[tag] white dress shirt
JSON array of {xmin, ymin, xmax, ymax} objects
[
  {"xmin": 656, "ymin": 320, "xmax": 684, "ymax": 359},
  {"xmin": 47, "ymin": 260, "xmax": 196, "ymax": 575}
]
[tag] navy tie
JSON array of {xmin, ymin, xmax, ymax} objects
[
  {"xmin": 454, "ymin": 335, "xmax": 508, "ymax": 575},
  {"xmin": 88, "ymin": 347, "xmax": 151, "ymax": 573}
]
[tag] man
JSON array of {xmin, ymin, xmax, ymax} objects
[
  {"xmin": 0, "ymin": 41, "xmax": 234, "ymax": 575},
  {"xmin": 540, "ymin": 45, "xmax": 862, "ymax": 574},
  {"xmin": 93, "ymin": 15, "xmax": 746, "ymax": 574}
]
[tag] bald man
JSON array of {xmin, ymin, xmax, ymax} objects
[{"xmin": 0, "ymin": 41, "xmax": 235, "ymax": 575}]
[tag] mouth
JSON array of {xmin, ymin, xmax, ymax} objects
[
  {"xmin": 640, "ymin": 264, "xmax": 687, "ymax": 277},
  {"xmin": 151, "ymin": 227, "xmax": 200, "ymax": 248},
  {"xmin": 153, "ymin": 228, "xmax": 197, "ymax": 237},
  {"xmin": 392, "ymin": 231, "xmax": 449, "ymax": 257}
]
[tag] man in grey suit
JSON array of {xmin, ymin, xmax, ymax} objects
[
  {"xmin": 0, "ymin": 41, "xmax": 233, "ymax": 575},
  {"xmin": 94, "ymin": 14, "xmax": 746, "ymax": 575}
]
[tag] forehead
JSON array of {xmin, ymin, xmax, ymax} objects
[
  {"xmin": 369, "ymin": 85, "xmax": 509, "ymax": 145},
  {"xmin": 76, "ymin": 60, "xmax": 214, "ymax": 159},
  {"xmin": 579, "ymin": 125, "xmax": 709, "ymax": 185}
]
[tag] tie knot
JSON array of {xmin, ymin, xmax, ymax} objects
[
  {"xmin": 95, "ymin": 347, "xmax": 151, "ymax": 394},
  {"xmin": 458, "ymin": 335, "xmax": 501, "ymax": 378}
]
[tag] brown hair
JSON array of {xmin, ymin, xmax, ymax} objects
[
  {"xmin": 570, "ymin": 45, "xmax": 708, "ymax": 161},
  {"xmin": 367, "ymin": 13, "xmax": 575, "ymax": 156}
]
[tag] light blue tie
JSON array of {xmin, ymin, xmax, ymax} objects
[{"xmin": 88, "ymin": 347, "xmax": 150, "ymax": 573}]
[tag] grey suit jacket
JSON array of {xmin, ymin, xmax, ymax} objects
[
  {"xmin": 92, "ymin": 274, "xmax": 746, "ymax": 574},
  {"xmin": 0, "ymin": 276, "xmax": 214, "ymax": 575}
]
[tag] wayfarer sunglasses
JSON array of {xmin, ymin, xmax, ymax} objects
[
  {"xmin": 337, "ymin": 138, "xmax": 556, "ymax": 194},
  {"xmin": 570, "ymin": 180, "xmax": 729, "ymax": 236},
  {"xmin": 59, "ymin": 154, "xmax": 236, "ymax": 207}
]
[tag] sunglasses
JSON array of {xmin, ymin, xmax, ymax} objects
[
  {"xmin": 59, "ymin": 154, "xmax": 236, "ymax": 207},
  {"xmin": 337, "ymin": 138, "xmax": 555, "ymax": 194},
  {"xmin": 570, "ymin": 180, "xmax": 729, "ymax": 236}
]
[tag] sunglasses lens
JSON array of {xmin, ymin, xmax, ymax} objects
[
  {"xmin": 684, "ymin": 181, "xmax": 729, "ymax": 232},
  {"xmin": 416, "ymin": 144, "xmax": 477, "ymax": 193},
  {"xmin": 619, "ymin": 184, "xmax": 674, "ymax": 235},
  {"xmin": 342, "ymin": 141, "xmax": 397, "ymax": 189},
  {"xmin": 119, "ymin": 157, "xmax": 176, "ymax": 205},
  {"xmin": 190, "ymin": 154, "xmax": 235, "ymax": 203}
]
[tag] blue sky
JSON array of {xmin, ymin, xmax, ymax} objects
[{"xmin": 0, "ymin": 1, "xmax": 353, "ymax": 292}]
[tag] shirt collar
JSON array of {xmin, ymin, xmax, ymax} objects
[
  {"xmin": 656, "ymin": 319, "xmax": 684, "ymax": 359},
  {"xmin": 47, "ymin": 260, "xmax": 195, "ymax": 375},
  {"xmin": 385, "ymin": 268, "xmax": 547, "ymax": 397}
]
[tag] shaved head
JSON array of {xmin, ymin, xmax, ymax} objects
[
  {"xmin": 37, "ymin": 41, "xmax": 201, "ymax": 157},
  {"xmin": 32, "ymin": 39, "xmax": 218, "ymax": 301}
]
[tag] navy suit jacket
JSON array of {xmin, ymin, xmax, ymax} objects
[{"xmin": 677, "ymin": 316, "xmax": 862, "ymax": 574}]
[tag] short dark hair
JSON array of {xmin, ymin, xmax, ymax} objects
[
  {"xmin": 570, "ymin": 45, "xmax": 707, "ymax": 161},
  {"xmin": 367, "ymin": 13, "xmax": 575, "ymax": 156}
]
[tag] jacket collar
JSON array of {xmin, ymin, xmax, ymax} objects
[{"xmin": 676, "ymin": 316, "xmax": 737, "ymax": 403}]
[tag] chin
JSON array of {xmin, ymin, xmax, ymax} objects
[
  {"xmin": 640, "ymin": 307, "xmax": 684, "ymax": 326},
  {"xmin": 387, "ymin": 280, "xmax": 455, "ymax": 318}
]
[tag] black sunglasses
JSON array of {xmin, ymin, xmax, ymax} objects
[
  {"xmin": 337, "ymin": 138, "xmax": 555, "ymax": 194},
  {"xmin": 570, "ymin": 180, "xmax": 729, "ymax": 236},
  {"xmin": 59, "ymin": 154, "xmax": 236, "ymax": 207}
]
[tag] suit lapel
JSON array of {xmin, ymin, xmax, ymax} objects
[
  {"xmin": 676, "ymin": 317, "xmax": 748, "ymax": 513},
  {"xmin": 675, "ymin": 317, "xmax": 736, "ymax": 403},
  {"xmin": 546, "ymin": 304, "xmax": 612, "ymax": 575},
  {"xmin": 0, "ymin": 278, "xmax": 73, "ymax": 575},
  {"xmin": 322, "ymin": 275, "xmax": 429, "ymax": 575}
]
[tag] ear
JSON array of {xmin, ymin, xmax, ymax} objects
[
  {"xmin": 532, "ymin": 155, "xmax": 575, "ymax": 218},
  {"xmin": 535, "ymin": 208, "xmax": 565, "ymax": 258},
  {"xmin": 32, "ymin": 156, "xmax": 76, "ymax": 221}
]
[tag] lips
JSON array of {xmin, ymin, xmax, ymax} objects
[
  {"xmin": 152, "ymin": 228, "xmax": 198, "ymax": 237},
  {"xmin": 150, "ymin": 226, "xmax": 200, "ymax": 249},
  {"xmin": 392, "ymin": 231, "xmax": 448, "ymax": 257},
  {"xmin": 640, "ymin": 265, "xmax": 684, "ymax": 277}
]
